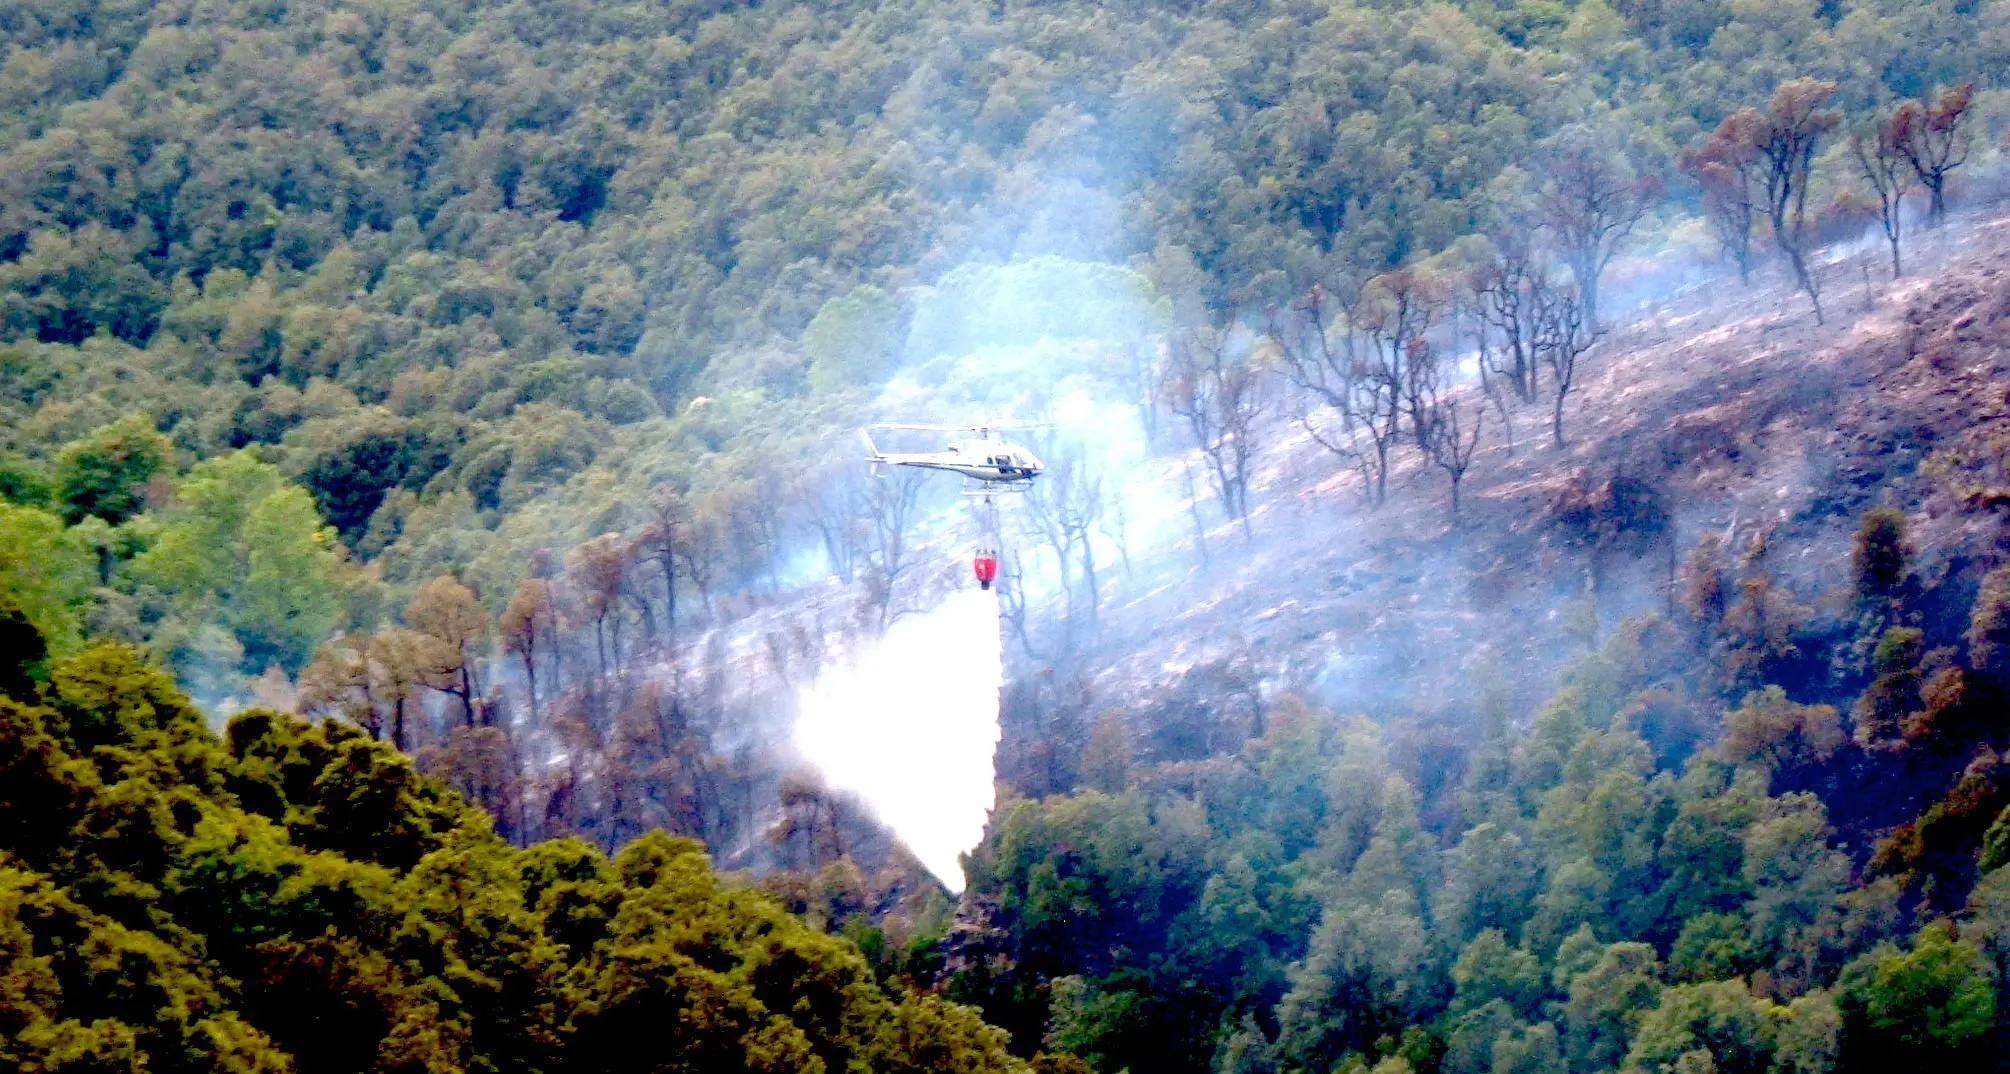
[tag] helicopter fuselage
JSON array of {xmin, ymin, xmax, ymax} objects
[
  {"xmin": 866, "ymin": 436, "xmax": 1043, "ymax": 489},
  {"xmin": 876, "ymin": 452, "xmax": 1040, "ymax": 483},
  {"xmin": 861, "ymin": 426, "xmax": 1045, "ymax": 498}
]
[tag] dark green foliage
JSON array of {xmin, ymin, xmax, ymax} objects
[
  {"xmin": 1852, "ymin": 508, "xmax": 1910, "ymax": 606},
  {"xmin": 0, "ymin": 0, "xmax": 1999, "ymax": 627},
  {"xmin": 0, "ymin": 605, "xmax": 48, "ymax": 701},
  {"xmin": 298, "ymin": 424, "xmax": 458, "ymax": 545},
  {"xmin": 0, "ymin": 639, "xmax": 1025, "ymax": 1074},
  {"xmin": 1981, "ymin": 805, "xmax": 2010, "ymax": 874},
  {"xmin": 952, "ymin": 559, "xmax": 2010, "ymax": 1073},
  {"xmin": 54, "ymin": 413, "xmax": 171, "ymax": 525},
  {"xmin": 0, "ymin": 225, "xmax": 168, "ymax": 345},
  {"xmin": 0, "ymin": 450, "xmax": 52, "ymax": 507},
  {"xmin": 1970, "ymin": 564, "xmax": 2010, "ymax": 682},
  {"xmin": 6, "ymin": 0, "xmax": 2010, "ymax": 1070},
  {"xmin": 1837, "ymin": 921, "xmax": 1996, "ymax": 1068},
  {"xmin": 1669, "ymin": 912, "xmax": 1757, "ymax": 982},
  {"xmin": 1851, "ymin": 627, "xmax": 1924, "ymax": 747}
]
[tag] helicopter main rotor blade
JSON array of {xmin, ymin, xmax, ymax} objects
[{"xmin": 869, "ymin": 421, "xmax": 1054, "ymax": 433}]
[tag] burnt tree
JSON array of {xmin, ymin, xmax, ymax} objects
[
  {"xmin": 1538, "ymin": 131, "xmax": 1658, "ymax": 328},
  {"xmin": 1161, "ymin": 321, "xmax": 1266, "ymax": 535},
  {"xmin": 1755, "ymin": 79, "xmax": 1842, "ymax": 322},
  {"xmin": 1852, "ymin": 113, "xmax": 1915, "ymax": 278},
  {"xmin": 1533, "ymin": 278, "xmax": 1594, "ymax": 450},
  {"xmin": 1680, "ymin": 110, "xmax": 1767, "ymax": 286},
  {"xmin": 1424, "ymin": 383, "xmax": 1485, "ymax": 520},
  {"xmin": 1892, "ymin": 83, "xmax": 1973, "ymax": 226}
]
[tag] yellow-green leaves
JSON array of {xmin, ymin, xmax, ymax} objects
[
  {"xmin": 4, "ymin": 648, "xmax": 1028, "ymax": 1074},
  {"xmin": 54, "ymin": 413, "xmax": 172, "ymax": 526},
  {"xmin": 132, "ymin": 452, "xmax": 342, "ymax": 674},
  {"xmin": 0, "ymin": 502, "xmax": 93, "ymax": 654}
]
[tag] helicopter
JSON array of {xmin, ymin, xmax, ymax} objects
[
  {"xmin": 861, "ymin": 423, "xmax": 1044, "ymax": 591},
  {"xmin": 860, "ymin": 423, "xmax": 1046, "ymax": 496}
]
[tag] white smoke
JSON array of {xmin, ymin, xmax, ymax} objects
[{"xmin": 793, "ymin": 588, "xmax": 1003, "ymax": 891}]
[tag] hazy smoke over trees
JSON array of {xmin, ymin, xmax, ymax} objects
[{"xmin": 8, "ymin": 0, "xmax": 2010, "ymax": 1070}]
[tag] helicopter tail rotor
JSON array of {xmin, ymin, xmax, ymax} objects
[{"xmin": 860, "ymin": 429, "xmax": 887, "ymax": 476}]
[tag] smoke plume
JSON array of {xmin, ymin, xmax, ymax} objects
[{"xmin": 793, "ymin": 588, "xmax": 1004, "ymax": 890}]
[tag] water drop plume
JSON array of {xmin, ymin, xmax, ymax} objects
[{"xmin": 793, "ymin": 589, "xmax": 1003, "ymax": 890}]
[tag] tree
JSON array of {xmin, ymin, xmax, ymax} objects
[
  {"xmin": 1561, "ymin": 942, "xmax": 1662, "ymax": 1071},
  {"xmin": 638, "ymin": 488, "xmax": 684, "ymax": 645},
  {"xmin": 1270, "ymin": 281, "xmax": 1380, "ymax": 493},
  {"xmin": 368, "ymin": 628, "xmax": 434, "ymax": 751},
  {"xmin": 1295, "ymin": 269, "xmax": 1440, "ymax": 507},
  {"xmin": 1080, "ymin": 711, "xmax": 1134, "ymax": 794},
  {"xmin": 1968, "ymin": 564, "xmax": 2010, "ymax": 684},
  {"xmin": 1755, "ymin": 79, "xmax": 1843, "ymax": 322},
  {"xmin": 1437, "ymin": 823, "xmax": 1540, "ymax": 945},
  {"xmin": 567, "ymin": 534, "xmax": 628, "ymax": 679},
  {"xmin": 1720, "ymin": 686, "xmax": 1844, "ymax": 775},
  {"xmin": 1369, "ymin": 269, "xmax": 1447, "ymax": 456},
  {"xmin": 1840, "ymin": 921, "xmax": 1994, "ymax": 1064},
  {"xmin": 1161, "ymin": 320, "xmax": 1266, "ymax": 533},
  {"xmin": 1742, "ymin": 794, "xmax": 1850, "ymax": 987},
  {"xmin": 859, "ymin": 468, "xmax": 927, "ymax": 631},
  {"xmin": 1422, "ymin": 370, "xmax": 1485, "ymax": 520},
  {"xmin": 132, "ymin": 451, "xmax": 342, "ymax": 673},
  {"xmin": 804, "ymin": 462, "xmax": 868, "ymax": 585},
  {"xmin": 236, "ymin": 486, "xmax": 344, "ymax": 672},
  {"xmin": 500, "ymin": 579, "xmax": 551, "ymax": 722},
  {"xmin": 770, "ymin": 771, "xmax": 850, "ymax": 871},
  {"xmin": 297, "ymin": 422, "xmax": 456, "ymax": 547},
  {"xmin": 1344, "ymin": 324, "xmax": 1406, "ymax": 510},
  {"xmin": 1890, "ymin": 84, "xmax": 1974, "ymax": 226},
  {"xmin": 1471, "ymin": 237, "xmax": 1545, "ymax": 404},
  {"xmin": 677, "ymin": 495, "xmax": 727, "ymax": 622},
  {"xmin": 1276, "ymin": 897, "xmax": 1433, "ymax": 1069},
  {"xmin": 1852, "ymin": 115, "xmax": 1915, "ymax": 278},
  {"xmin": 54, "ymin": 413, "xmax": 171, "ymax": 525},
  {"xmin": 298, "ymin": 634, "xmax": 381, "ymax": 738},
  {"xmin": 1450, "ymin": 930, "xmax": 1545, "ymax": 1019},
  {"xmin": 1680, "ymin": 111, "xmax": 1768, "ymax": 286},
  {"xmin": 1625, "ymin": 979, "xmax": 1776, "ymax": 1074},
  {"xmin": 407, "ymin": 575, "xmax": 490, "ymax": 728},
  {"xmin": 1024, "ymin": 440, "xmax": 1106, "ymax": 641},
  {"xmin": 1532, "ymin": 279, "xmax": 1593, "ymax": 450},
  {"xmin": 1773, "ymin": 992, "xmax": 1842, "ymax": 1074},
  {"xmin": 803, "ymin": 284, "xmax": 904, "ymax": 393},
  {"xmin": 1852, "ymin": 508, "xmax": 1910, "ymax": 609},
  {"xmin": 1537, "ymin": 129, "xmax": 1658, "ymax": 328},
  {"xmin": 0, "ymin": 450, "xmax": 53, "ymax": 509},
  {"xmin": 0, "ymin": 504, "xmax": 93, "ymax": 654},
  {"xmin": 1851, "ymin": 628, "xmax": 1923, "ymax": 748}
]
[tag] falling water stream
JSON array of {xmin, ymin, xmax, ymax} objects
[{"xmin": 793, "ymin": 588, "xmax": 1004, "ymax": 891}]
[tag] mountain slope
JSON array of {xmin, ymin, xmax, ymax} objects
[{"xmin": 0, "ymin": 640, "xmax": 1022, "ymax": 1074}]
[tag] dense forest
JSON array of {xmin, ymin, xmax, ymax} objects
[
  {"xmin": 0, "ymin": 637, "xmax": 1027, "ymax": 1072},
  {"xmin": 953, "ymin": 507, "xmax": 2010, "ymax": 1073},
  {"xmin": 11, "ymin": 0, "xmax": 2010, "ymax": 1069}
]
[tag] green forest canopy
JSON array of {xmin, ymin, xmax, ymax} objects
[
  {"xmin": 4, "ymin": 0, "xmax": 2006, "ymax": 679},
  {"xmin": 0, "ymin": 640, "xmax": 1024, "ymax": 1073},
  {"xmin": 11, "ymin": 0, "xmax": 2010, "ymax": 1071}
]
